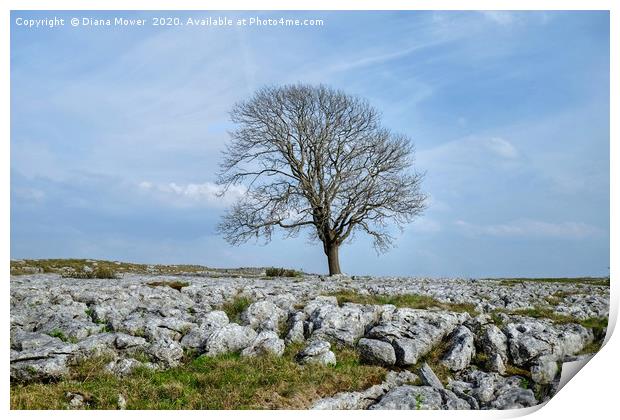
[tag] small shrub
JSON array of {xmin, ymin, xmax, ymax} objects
[
  {"xmin": 220, "ymin": 295, "xmax": 252, "ymax": 323},
  {"xmin": 62, "ymin": 266, "xmax": 118, "ymax": 279},
  {"xmin": 146, "ymin": 280, "xmax": 189, "ymax": 292},
  {"xmin": 265, "ymin": 267, "xmax": 302, "ymax": 278},
  {"xmin": 49, "ymin": 329, "xmax": 68, "ymax": 342}
]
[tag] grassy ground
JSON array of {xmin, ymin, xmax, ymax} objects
[
  {"xmin": 10, "ymin": 259, "xmax": 302, "ymax": 278},
  {"xmin": 11, "ymin": 344, "xmax": 386, "ymax": 410},
  {"xmin": 494, "ymin": 277, "xmax": 610, "ymax": 287},
  {"xmin": 10, "ymin": 259, "xmax": 210, "ymax": 277},
  {"xmin": 328, "ymin": 290, "xmax": 479, "ymax": 316}
]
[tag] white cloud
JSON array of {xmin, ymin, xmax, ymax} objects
[
  {"xmin": 454, "ymin": 219, "xmax": 602, "ymax": 239},
  {"xmin": 138, "ymin": 181, "xmax": 246, "ymax": 208},
  {"xmin": 480, "ymin": 11, "xmax": 515, "ymax": 26},
  {"xmin": 486, "ymin": 137, "xmax": 519, "ymax": 159},
  {"xmin": 409, "ymin": 218, "xmax": 442, "ymax": 233},
  {"xmin": 419, "ymin": 135, "xmax": 520, "ymax": 169}
]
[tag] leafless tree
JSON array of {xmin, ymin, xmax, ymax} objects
[{"xmin": 217, "ymin": 84, "xmax": 427, "ymax": 275}]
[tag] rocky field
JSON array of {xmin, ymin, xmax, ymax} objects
[{"xmin": 9, "ymin": 262, "xmax": 610, "ymax": 410}]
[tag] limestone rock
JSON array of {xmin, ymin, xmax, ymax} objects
[
  {"xmin": 358, "ymin": 338, "xmax": 396, "ymax": 366},
  {"xmin": 203, "ymin": 324, "xmax": 257, "ymax": 356},
  {"xmin": 241, "ymin": 331, "xmax": 285, "ymax": 357},
  {"xmin": 296, "ymin": 340, "xmax": 336, "ymax": 366},
  {"xmin": 441, "ymin": 326, "xmax": 475, "ymax": 371}
]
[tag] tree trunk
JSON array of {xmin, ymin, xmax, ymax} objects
[{"xmin": 326, "ymin": 244, "xmax": 341, "ymax": 276}]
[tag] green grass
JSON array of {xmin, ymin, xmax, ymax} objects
[
  {"xmin": 495, "ymin": 277, "xmax": 609, "ymax": 287},
  {"xmin": 146, "ymin": 280, "xmax": 190, "ymax": 292},
  {"xmin": 219, "ymin": 295, "xmax": 253, "ymax": 323},
  {"xmin": 10, "ymin": 345, "xmax": 386, "ymax": 409},
  {"xmin": 265, "ymin": 267, "xmax": 303, "ymax": 278},
  {"xmin": 49, "ymin": 329, "xmax": 68, "ymax": 342},
  {"xmin": 491, "ymin": 306, "xmax": 607, "ymax": 331},
  {"xmin": 328, "ymin": 290, "xmax": 479, "ymax": 316}
]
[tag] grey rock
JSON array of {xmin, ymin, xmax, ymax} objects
[
  {"xmin": 146, "ymin": 339, "xmax": 183, "ymax": 367},
  {"xmin": 489, "ymin": 387, "xmax": 538, "ymax": 409},
  {"xmin": 241, "ymin": 331, "xmax": 285, "ymax": 357},
  {"xmin": 419, "ymin": 362, "xmax": 444, "ymax": 389},
  {"xmin": 203, "ymin": 324, "xmax": 257, "ymax": 356},
  {"xmin": 106, "ymin": 357, "xmax": 149, "ymax": 376},
  {"xmin": 180, "ymin": 311, "xmax": 229, "ymax": 350},
  {"xmin": 451, "ymin": 369, "xmax": 539, "ymax": 409},
  {"xmin": 67, "ymin": 392, "xmax": 86, "ymax": 409},
  {"xmin": 358, "ymin": 338, "xmax": 396, "ymax": 366},
  {"xmin": 530, "ymin": 356, "xmax": 559, "ymax": 384},
  {"xmin": 308, "ymin": 302, "xmax": 378, "ymax": 346},
  {"xmin": 240, "ymin": 300, "xmax": 286, "ymax": 332},
  {"xmin": 75, "ymin": 333, "xmax": 118, "ymax": 359},
  {"xmin": 504, "ymin": 319, "xmax": 593, "ymax": 366},
  {"xmin": 487, "ymin": 353, "xmax": 507, "ymax": 375},
  {"xmin": 479, "ymin": 325, "xmax": 508, "ymax": 373},
  {"xmin": 441, "ymin": 325, "xmax": 475, "ymax": 371},
  {"xmin": 115, "ymin": 333, "xmax": 148, "ymax": 349},
  {"xmin": 368, "ymin": 308, "xmax": 468, "ymax": 366},
  {"xmin": 284, "ymin": 312, "xmax": 306, "ymax": 344},
  {"xmin": 202, "ymin": 310, "xmax": 230, "ymax": 328},
  {"xmin": 312, "ymin": 370, "xmax": 418, "ymax": 410},
  {"xmin": 296, "ymin": 340, "xmax": 336, "ymax": 366},
  {"xmin": 11, "ymin": 355, "xmax": 73, "ymax": 382},
  {"xmin": 117, "ymin": 394, "xmax": 127, "ymax": 410},
  {"xmin": 369, "ymin": 385, "xmax": 469, "ymax": 410}
]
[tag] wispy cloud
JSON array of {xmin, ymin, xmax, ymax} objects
[
  {"xmin": 486, "ymin": 137, "xmax": 519, "ymax": 159},
  {"xmin": 137, "ymin": 181, "xmax": 245, "ymax": 208},
  {"xmin": 419, "ymin": 135, "xmax": 520, "ymax": 169},
  {"xmin": 454, "ymin": 219, "xmax": 602, "ymax": 239},
  {"xmin": 480, "ymin": 11, "xmax": 515, "ymax": 26}
]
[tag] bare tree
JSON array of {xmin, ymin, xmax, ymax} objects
[{"xmin": 217, "ymin": 84, "xmax": 427, "ymax": 275}]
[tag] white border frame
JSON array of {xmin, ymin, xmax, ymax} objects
[{"xmin": 2, "ymin": 2, "xmax": 616, "ymax": 419}]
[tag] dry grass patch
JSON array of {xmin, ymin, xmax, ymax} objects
[{"xmin": 146, "ymin": 280, "xmax": 190, "ymax": 292}]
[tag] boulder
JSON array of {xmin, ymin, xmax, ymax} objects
[
  {"xmin": 358, "ymin": 338, "xmax": 396, "ymax": 366},
  {"xmin": 203, "ymin": 324, "xmax": 257, "ymax": 356},
  {"xmin": 530, "ymin": 356, "xmax": 559, "ymax": 385},
  {"xmin": 106, "ymin": 357, "xmax": 152, "ymax": 376},
  {"xmin": 240, "ymin": 301, "xmax": 286, "ymax": 332},
  {"xmin": 369, "ymin": 385, "xmax": 470, "ymax": 410},
  {"xmin": 441, "ymin": 326, "xmax": 475, "ymax": 371},
  {"xmin": 419, "ymin": 362, "xmax": 444, "ymax": 389},
  {"xmin": 146, "ymin": 339, "xmax": 184, "ymax": 367},
  {"xmin": 284, "ymin": 312, "xmax": 306, "ymax": 344},
  {"xmin": 296, "ymin": 340, "xmax": 336, "ymax": 366},
  {"xmin": 449, "ymin": 369, "xmax": 538, "ymax": 409},
  {"xmin": 308, "ymin": 302, "xmax": 378, "ymax": 346},
  {"xmin": 10, "ymin": 334, "xmax": 78, "ymax": 382},
  {"xmin": 180, "ymin": 311, "xmax": 230, "ymax": 350},
  {"xmin": 312, "ymin": 371, "xmax": 418, "ymax": 410},
  {"xmin": 367, "ymin": 308, "xmax": 468, "ymax": 366},
  {"xmin": 241, "ymin": 331, "xmax": 285, "ymax": 357},
  {"xmin": 504, "ymin": 319, "xmax": 593, "ymax": 366}
]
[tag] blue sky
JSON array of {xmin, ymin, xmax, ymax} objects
[{"xmin": 10, "ymin": 11, "xmax": 610, "ymax": 277}]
